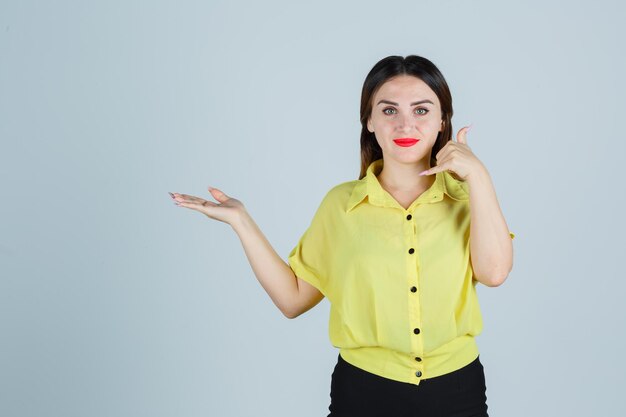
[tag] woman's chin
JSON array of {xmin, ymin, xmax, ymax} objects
[{"xmin": 385, "ymin": 150, "xmax": 429, "ymax": 165}]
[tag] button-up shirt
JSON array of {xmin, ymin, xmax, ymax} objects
[{"xmin": 288, "ymin": 158, "xmax": 515, "ymax": 385}]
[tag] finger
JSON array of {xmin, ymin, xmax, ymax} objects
[
  {"xmin": 176, "ymin": 199, "xmax": 217, "ymax": 210},
  {"xmin": 419, "ymin": 166, "xmax": 439, "ymax": 176},
  {"xmin": 456, "ymin": 124, "xmax": 472, "ymax": 144},
  {"xmin": 419, "ymin": 165, "xmax": 436, "ymax": 176},
  {"xmin": 419, "ymin": 159, "xmax": 452, "ymax": 176},
  {"xmin": 435, "ymin": 141, "xmax": 457, "ymax": 162},
  {"xmin": 171, "ymin": 194, "xmax": 217, "ymax": 212},
  {"xmin": 208, "ymin": 186, "xmax": 230, "ymax": 203},
  {"xmin": 434, "ymin": 141, "xmax": 452, "ymax": 161},
  {"xmin": 173, "ymin": 193, "xmax": 207, "ymax": 205}
]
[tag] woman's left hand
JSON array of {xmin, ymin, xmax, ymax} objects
[{"xmin": 418, "ymin": 125, "xmax": 485, "ymax": 182}]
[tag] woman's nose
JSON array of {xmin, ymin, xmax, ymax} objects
[{"xmin": 396, "ymin": 112, "xmax": 414, "ymax": 130}]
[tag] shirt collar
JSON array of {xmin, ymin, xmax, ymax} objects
[{"xmin": 346, "ymin": 158, "xmax": 469, "ymax": 213}]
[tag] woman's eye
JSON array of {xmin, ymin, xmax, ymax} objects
[{"xmin": 382, "ymin": 107, "xmax": 429, "ymax": 115}]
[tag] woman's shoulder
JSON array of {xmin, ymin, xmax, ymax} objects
[
  {"xmin": 325, "ymin": 179, "xmax": 362, "ymax": 204},
  {"xmin": 314, "ymin": 179, "xmax": 361, "ymax": 216},
  {"xmin": 327, "ymin": 179, "xmax": 361, "ymax": 199},
  {"xmin": 441, "ymin": 170, "xmax": 470, "ymax": 201}
]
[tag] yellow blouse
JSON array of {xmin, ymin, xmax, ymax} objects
[{"xmin": 288, "ymin": 158, "xmax": 514, "ymax": 385}]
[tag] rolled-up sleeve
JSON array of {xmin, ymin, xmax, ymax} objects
[{"xmin": 287, "ymin": 194, "xmax": 332, "ymax": 296}]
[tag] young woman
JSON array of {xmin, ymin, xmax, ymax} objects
[{"xmin": 169, "ymin": 55, "xmax": 515, "ymax": 417}]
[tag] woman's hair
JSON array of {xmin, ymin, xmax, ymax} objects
[{"xmin": 358, "ymin": 55, "xmax": 454, "ymax": 179}]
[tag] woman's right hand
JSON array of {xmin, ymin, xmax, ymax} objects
[{"xmin": 169, "ymin": 187, "xmax": 245, "ymax": 226}]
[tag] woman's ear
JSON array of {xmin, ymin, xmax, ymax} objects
[{"xmin": 367, "ymin": 118, "xmax": 374, "ymax": 133}]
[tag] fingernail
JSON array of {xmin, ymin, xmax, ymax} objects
[
  {"xmin": 419, "ymin": 170, "xmax": 428, "ymax": 176},
  {"xmin": 467, "ymin": 124, "xmax": 473, "ymax": 132}
]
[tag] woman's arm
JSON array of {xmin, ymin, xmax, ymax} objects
[
  {"xmin": 232, "ymin": 209, "xmax": 324, "ymax": 318},
  {"xmin": 171, "ymin": 188, "xmax": 323, "ymax": 318},
  {"xmin": 417, "ymin": 125, "xmax": 514, "ymax": 287},
  {"xmin": 466, "ymin": 165, "xmax": 514, "ymax": 287}
]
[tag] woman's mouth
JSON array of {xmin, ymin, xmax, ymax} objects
[{"xmin": 393, "ymin": 138, "xmax": 420, "ymax": 147}]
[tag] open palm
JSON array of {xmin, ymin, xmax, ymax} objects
[{"xmin": 169, "ymin": 187, "xmax": 244, "ymax": 225}]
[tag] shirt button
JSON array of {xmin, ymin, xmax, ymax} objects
[
  {"xmin": 406, "ymin": 214, "xmax": 412, "ymax": 220},
  {"xmin": 415, "ymin": 357, "xmax": 422, "ymax": 362},
  {"xmin": 410, "ymin": 286, "xmax": 417, "ymax": 292},
  {"xmin": 415, "ymin": 370, "xmax": 422, "ymax": 377},
  {"xmin": 408, "ymin": 248, "xmax": 415, "ymax": 254},
  {"xmin": 414, "ymin": 328, "xmax": 420, "ymax": 334}
]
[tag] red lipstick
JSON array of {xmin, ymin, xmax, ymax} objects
[{"xmin": 393, "ymin": 138, "xmax": 420, "ymax": 147}]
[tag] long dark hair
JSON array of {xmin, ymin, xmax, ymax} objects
[{"xmin": 358, "ymin": 55, "xmax": 454, "ymax": 180}]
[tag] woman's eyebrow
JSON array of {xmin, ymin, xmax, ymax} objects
[{"xmin": 377, "ymin": 99, "xmax": 434, "ymax": 106}]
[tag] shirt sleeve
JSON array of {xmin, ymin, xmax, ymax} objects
[{"xmin": 287, "ymin": 193, "xmax": 333, "ymax": 296}]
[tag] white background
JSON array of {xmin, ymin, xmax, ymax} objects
[{"xmin": 1, "ymin": 0, "xmax": 624, "ymax": 416}]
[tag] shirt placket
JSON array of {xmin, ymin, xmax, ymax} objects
[{"xmin": 405, "ymin": 209, "xmax": 424, "ymax": 383}]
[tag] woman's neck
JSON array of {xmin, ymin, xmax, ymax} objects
[{"xmin": 376, "ymin": 160, "xmax": 435, "ymax": 193}]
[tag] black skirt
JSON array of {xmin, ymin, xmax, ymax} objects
[{"xmin": 327, "ymin": 353, "xmax": 489, "ymax": 417}]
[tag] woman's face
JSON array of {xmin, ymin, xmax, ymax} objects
[{"xmin": 367, "ymin": 75, "xmax": 444, "ymax": 165}]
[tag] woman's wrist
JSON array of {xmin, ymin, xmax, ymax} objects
[{"xmin": 231, "ymin": 206, "xmax": 253, "ymax": 234}]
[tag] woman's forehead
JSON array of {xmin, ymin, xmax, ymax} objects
[{"xmin": 374, "ymin": 76, "xmax": 439, "ymax": 104}]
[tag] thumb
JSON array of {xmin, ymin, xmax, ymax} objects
[
  {"xmin": 208, "ymin": 186, "xmax": 230, "ymax": 202},
  {"xmin": 456, "ymin": 124, "xmax": 471, "ymax": 144}
]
